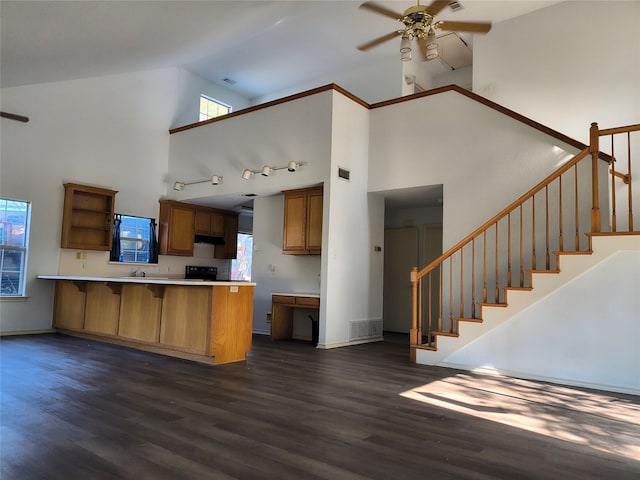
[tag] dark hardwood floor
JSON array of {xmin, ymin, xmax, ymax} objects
[{"xmin": 1, "ymin": 333, "xmax": 638, "ymax": 479}]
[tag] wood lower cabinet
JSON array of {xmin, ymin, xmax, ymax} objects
[
  {"xmin": 118, "ymin": 284, "xmax": 162, "ymax": 342},
  {"xmin": 160, "ymin": 286, "xmax": 210, "ymax": 354},
  {"xmin": 50, "ymin": 279, "xmax": 254, "ymax": 364},
  {"xmin": 282, "ymin": 186, "xmax": 323, "ymax": 255},
  {"xmin": 159, "ymin": 200, "xmax": 195, "ymax": 256},
  {"xmin": 83, "ymin": 282, "xmax": 121, "ymax": 335},
  {"xmin": 61, "ymin": 183, "xmax": 117, "ymax": 251}
]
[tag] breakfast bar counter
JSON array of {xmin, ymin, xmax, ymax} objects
[{"xmin": 38, "ymin": 275, "xmax": 256, "ymax": 364}]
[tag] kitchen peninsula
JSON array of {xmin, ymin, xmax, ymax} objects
[{"xmin": 38, "ymin": 276, "xmax": 255, "ymax": 364}]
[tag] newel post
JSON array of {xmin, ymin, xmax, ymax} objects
[
  {"xmin": 589, "ymin": 122, "xmax": 601, "ymax": 232},
  {"xmin": 410, "ymin": 267, "xmax": 419, "ymax": 347}
]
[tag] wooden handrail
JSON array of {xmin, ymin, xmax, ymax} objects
[
  {"xmin": 598, "ymin": 124, "xmax": 640, "ymax": 136},
  {"xmin": 416, "ymin": 148, "xmax": 590, "ymax": 280}
]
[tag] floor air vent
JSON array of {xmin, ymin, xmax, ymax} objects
[{"xmin": 350, "ymin": 319, "xmax": 383, "ymax": 341}]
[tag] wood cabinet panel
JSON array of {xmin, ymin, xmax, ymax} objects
[
  {"xmin": 306, "ymin": 189, "xmax": 323, "ymax": 254},
  {"xmin": 195, "ymin": 208, "xmax": 226, "ymax": 237},
  {"xmin": 118, "ymin": 284, "xmax": 162, "ymax": 342},
  {"xmin": 159, "ymin": 201, "xmax": 195, "ymax": 256},
  {"xmin": 282, "ymin": 192, "xmax": 307, "ymax": 253},
  {"xmin": 282, "ymin": 187, "xmax": 323, "ymax": 255},
  {"xmin": 160, "ymin": 286, "xmax": 210, "ymax": 354},
  {"xmin": 83, "ymin": 282, "xmax": 120, "ymax": 335},
  {"xmin": 61, "ymin": 183, "xmax": 117, "ymax": 251},
  {"xmin": 214, "ymin": 213, "xmax": 239, "ymax": 259},
  {"xmin": 209, "ymin": 286, "xmax": 254, "ymax": 364},
  {"xmin": 53, "ymin": 281, "xmax": 86, "ymax": 330}
]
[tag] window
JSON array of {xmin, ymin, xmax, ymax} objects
[
  {"xmin": 0, "ymin": 198, "xmax": 31, "ymax": 297},
  {"xmin": 199, "ymin": 95, "xmax": 231, "ymax": 121},
  {"xmin": 111, "ymin": 214, "xmax": 158, "ymax": 264},
  {"xmin": 231, "ymin": 233, "xmax": 253, "ymax": 281}
]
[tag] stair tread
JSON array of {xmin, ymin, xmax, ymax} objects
[
  {"xmin": 432, "ymin": 331, "xmax": 459, "ymax": 337},
  {"xmin": 502, "ymin": 286, "xmax": 533, "ymax": 291},
  {"xmin": 527, "ymin": 269, "xmax": 560, "ymax": 274},
  {"xmin": 553, "ymin": 250, "xmax": 592, "ymax": 255},
  {"xmin": 478, "ymin": 302, "xmax": 508, "ymax": 308},
  {"xmin": 456, "ymin": 317, "xmax": 483, "ymax": 323},
  {"xmin": 413, "ymin": 344, "xmax": 437, "ymax": 351}
]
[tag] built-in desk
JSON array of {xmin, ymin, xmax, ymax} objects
[{"xmin": 271, "ymin": 293, "xmax": 320, "ymax": 342}]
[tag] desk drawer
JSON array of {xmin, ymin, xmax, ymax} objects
[
  {"xmin": 295, "ymin": 296, "xmax": 320, "ymax": 307},
  {"xmin": 272, "ymin": 295, "xmax": 295, "ymax": 305}
]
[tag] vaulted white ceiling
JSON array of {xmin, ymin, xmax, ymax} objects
[{"xmin": 1, "ymin": 0, "xmax": 560, "ymax": 99}]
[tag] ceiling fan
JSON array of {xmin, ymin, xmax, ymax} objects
[{"xmin": 356, "ymin": 1, "xmax": 491, "ymax": 61}]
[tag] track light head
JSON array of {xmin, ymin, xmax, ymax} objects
[
  {"xmin": 287, "ymin": 161, "xmax": 298, "ymax": 172},
  {"xmin": 173, "ymin": 181, "xmax": 184, "ymax": 191},
  {"xmin": 261, "ymin": 165, "xmax": 273, "ymax": 176},
  {"xmin": 211, "ymin": 175, "xmax": 222, "ymax": 185},
  {"xmin": 242, "ymin": 169, "xmax": 253, "ymax": 180}
]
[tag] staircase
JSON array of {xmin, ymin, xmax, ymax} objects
[{"xmin": 410, "ymin": 122, "xmax": 640, "ymax": 391}]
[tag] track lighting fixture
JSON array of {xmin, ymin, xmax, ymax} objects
[
  {"xmin": 241, "ymin": 162, "xmax": 307, "ymax": 180},
  {"xmin": 172, "ymin": 175, "xmax": 223, "ymax": 191}
]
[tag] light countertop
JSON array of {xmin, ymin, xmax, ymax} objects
[{"xmin": 37, "ymin": 275, "xmax": 256, "ymax": 287}]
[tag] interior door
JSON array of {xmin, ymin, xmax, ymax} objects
[{"xmin": 383, "ymin": 227, "xmax": 419, "ymax": 333}]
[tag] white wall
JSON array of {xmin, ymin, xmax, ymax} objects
[
  {"xmin": 171, "ymin": 68, "xmax": 250, "ymax": 129},
  {"xmin": 368, "ymin": 91, "xmax": 582, "ymax": 250},
  {"xmin": 473, "ymin": 1, "xmax": 640, "ymax": 144},
  {"xmin": 251, "ymin": 55, "xmax": 403, "ymax": 106},
  {"xmin": 0, "ymin": 67, "xmax": 239, "ymax": 334},
  {"xmin": 441, "ymin": 249, "xmax": 640, "ymax": 395},
  {"xmin": 169, "ymin": 90, "xmax": 335, "ymax": 335},
  {"xmin": 321, "ymin": 92, "xmax": 383, "ymax": 347},
  {"xmin": 251, "ymin": 194, "xmax": 322, "ymax": 336}
]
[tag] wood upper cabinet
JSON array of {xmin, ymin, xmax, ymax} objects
[
  {"xmin": 158, "ymin": 200, "xmax": 195, "ymax": 256},
  {"xmin": 214, "ymin": 213, "xmax": 239, "ymax": 259},
  {"xmin": 61, "ymin": 183, "xmax": 118, "ymax": 251},
  {"xmin": 282, "ymin": 186, "xmax": 323, "ymax": 255},
  {"xmin": 195, "ymin": 207, "xmax": 225, "ymax": 237}
]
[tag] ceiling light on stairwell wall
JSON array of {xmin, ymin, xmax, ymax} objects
[{"xmin": 242, "ymin": 169, "xmax": 254, "ymax": 180}]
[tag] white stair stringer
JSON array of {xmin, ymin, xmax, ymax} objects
[{"xmin": 415, "ymin": 234, "xmax": 640, "ymax": 366}]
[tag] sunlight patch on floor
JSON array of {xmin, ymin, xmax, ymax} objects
[{"xmin": 400, "ymin": 372, "xmax": 640, "ymax": 459}]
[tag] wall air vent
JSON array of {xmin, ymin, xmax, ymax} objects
[
  {"xmin": 448, "ymin": 1, "xmax": 464, "ymax": 12},
  {"xmin": 222, "ymin": 77, "xmax": 237, "ymax": 85},
  {"xmin": 338, "ymin": 167, "xmax": 351, "ymax": 181}
]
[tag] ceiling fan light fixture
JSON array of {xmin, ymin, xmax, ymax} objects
[
  {"xmin": 426, "ymin": 28, "xmax": 437, "ymax": 49},
  {"xmin": 399, "ymin": 34, "xmax": 411, "ymax": 54}
]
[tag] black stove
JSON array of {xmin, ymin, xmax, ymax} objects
[{"xmin": 185, "ymin": 265, "xmax": 217, "ymax": 281}]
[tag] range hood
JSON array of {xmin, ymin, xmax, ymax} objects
[{"xmin": 194, "ymin": 234, "xmax": 225, "ymax": 245}]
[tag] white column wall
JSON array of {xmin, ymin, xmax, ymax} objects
[{"xmin": 321, "ymin": 92, "xmax": 383, "ymax": 347}]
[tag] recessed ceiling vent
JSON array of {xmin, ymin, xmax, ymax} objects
[
  {"xmin": 222, "ymin": 77, "xmax": 237, "ymax": 85},
  {"xmin": 448, "ymin": 1, "xmax": 464, "ymax": 12}
]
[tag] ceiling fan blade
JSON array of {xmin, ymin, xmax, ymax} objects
[
  {"xmin": 417, "ymin": 36, "xmax": 428, "ymax": 61},
  {"xmin": 359, "ymin": 2, "xmax": 404, "ymax": 21},
  {"xmin": 425, "ymin": 0, "xmax": 451, "ymax": 16},
  {"xmin": 436, "ymin": 20, "xmax": 492, "ymax": 33},
  {"xmin": 357, "ymin": 30, "xmax": 402, "ymax": 51}
]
